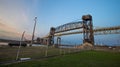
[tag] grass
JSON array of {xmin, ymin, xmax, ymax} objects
[{"xmin": 1, "ymin": 50, "xmax": 120, "ymax": 67}]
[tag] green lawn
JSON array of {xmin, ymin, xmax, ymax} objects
[{"xmin": 1, "ymin": 50, "xmax": 120, "ymax": 67}]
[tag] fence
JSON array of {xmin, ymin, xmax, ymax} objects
[
  {"xmin": 1, "ymin": 45, "xmax": 120, "ymax": 63},
  {"xmin": 0, "ymin": 45, "xmax": 83, "ymax": 63}
]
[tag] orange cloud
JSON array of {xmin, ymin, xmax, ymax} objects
[
  {"xmin": 0, "ymin": 22, "xmax": 20, "ymax": 39},
  {"xmin": 0, "ymin": 20, "xmax": 32, "ymax": 40}
]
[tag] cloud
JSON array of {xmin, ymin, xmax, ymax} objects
[
  {"xmin": 0, "ymin": 20, "xmax": 32, "ymax": 40},
  {"xmin": 0, "ymin": 0, "xmax": 44, "ymax": 40},
  {"xmin": 0, "ymin": 22, "xmax": 20, "ymax": 40}
]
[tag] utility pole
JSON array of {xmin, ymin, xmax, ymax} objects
[{"xmin": 30, "ymin": 17, "xmax": 37, "ymax": 46}]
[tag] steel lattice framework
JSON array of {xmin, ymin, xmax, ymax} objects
[{"xmin": 55, "ymin": 21, "xmax": 83, "ymax": 33}]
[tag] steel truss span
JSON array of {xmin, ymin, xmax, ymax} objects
[{"xmin": 55, "ymin": 21, "xmax": 83, "ymax": 33}]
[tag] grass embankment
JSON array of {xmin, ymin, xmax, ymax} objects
[{"xmin": 1, "ymin": 50, "xmax": 120, "ymax": 67}]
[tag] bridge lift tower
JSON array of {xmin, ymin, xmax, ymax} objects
[{"xmin": 82, "ymin": 15, "xmax": 94, "ymax": 45}]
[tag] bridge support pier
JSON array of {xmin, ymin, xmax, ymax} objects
[
  {"xmin": 82, "ymin": 15, "xmax": 94, "ymax": 45},
  {"xmin": 56, "ymin": 37, "xmax": 61, "ymax": 48},
  {"xmin": 48, "ymin": 27, "xmax": 55, "ymax": 46}
]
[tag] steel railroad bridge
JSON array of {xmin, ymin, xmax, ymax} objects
[{"xmin": 40, "ymin": 15, "xmax": 120, "ymax": 46}]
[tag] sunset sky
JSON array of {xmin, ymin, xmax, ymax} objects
[{"xmin": 0, "ymin": 0, "xmax": 120, "ymax": 41}]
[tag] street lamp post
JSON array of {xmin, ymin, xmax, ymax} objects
[{"xmin": 30, "ymin": 17, "xmax": 37, "ymax": 46}]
